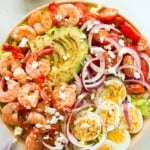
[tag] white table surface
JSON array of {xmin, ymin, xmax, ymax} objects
[{"xmin": 0, "ymin": 0, "xmax": 150, "ymax": 149}]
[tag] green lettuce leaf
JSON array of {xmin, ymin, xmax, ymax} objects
[{"xmin": 132, "ymin": 98, "xmax": 150, "ymax": 117}]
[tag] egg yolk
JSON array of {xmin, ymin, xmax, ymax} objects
[
  {"xmin": 72, "ymin": 117, "xmax": 101, "ymax": 141},
  {"xmin": 107, "ymin": 128, "xmax": 125, "ymax": 143},
  {"xmin": 121, "ymin": 107, "xmax": 141, "ymax": 133},
  {"xmin": 97, "ymin": 144, "xmax": 112, "ymax": 150},
  {"xmin": 103, "ymin": 80, "xmax": 126, "ymax": 104}
]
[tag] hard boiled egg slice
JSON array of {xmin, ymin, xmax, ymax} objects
[
  {"xmin": 96, "ymin": 78, "xmax": 126, "ymax": 104},
  {"xmin": 120, "ymin": 103, "xmax": 143, "ymax": 133},
  {"xmin": 96, "ymin": 100, "xmax": 121, "ymax": 132},
  {"xmin": 107, "ymin": 128, "xmax": 131, "ymax": 150},
  {"xmin": 96, "ymin": 140, "xmax": 115, "ymax": 150},
  {"xmin": 72, "ymin": 111, "xmax": 102, "ymax": 142}
]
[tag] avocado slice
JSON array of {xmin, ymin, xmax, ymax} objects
[{"xmin": 28, "ymin": 26, "xmax": 88, "ymax": 85}]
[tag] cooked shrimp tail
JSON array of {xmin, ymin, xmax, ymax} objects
[
  {"xmin": 37, "ymin": 46, "xmax": 54, "ymax": 57},
  {"xmin": 2, "ymin": 43, "xmax": 24, "ymax": 59}
]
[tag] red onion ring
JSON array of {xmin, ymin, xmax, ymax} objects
[
  {"xmin": 81, "ymin": 54, "xmax": 105, "ymax": 90},
  {"xmin": 80, "ymin": 20, "xmax": 101, "ymax": 31},
  {"xmin": 139, "ymin": 52, "xmax": 150, "ymax": 80},
  {"xmin": 119, "ymin": 47, "xmax": 141, "ymax": 70},
  {"xmin": 123, "ymin": 99, "xmax": 130, "ymax": 128},
  {"xmin": 118, "ymin": 64, "xmax": 145, "ymax": 81}
]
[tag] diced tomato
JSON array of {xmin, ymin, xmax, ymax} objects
[
  {"xmin": 98, "ymin": 8, "xmax": 118, "ymax": 22},
  {"xmin": 2, "ymin": 43, "xmax": 24, "ymax": 59},
  {"xmin": 121, "ymin": 22, "xmax": 141, "ymax": 41},
  {"xmin": 143, "ymin": 49, "xmax": 150, "ymax": 57},
  {"xmin": 75, "ymin": 2, "xmax": 89, "ymax": 17},
  {"xmin": 141, "ymin": 58, "xmax": 148, "ymax": 80},
  {"xmin": 126, "ymin": 83, "xmax": 145, "ymax": 94},
  {"xmin": 48, "ymin": 2, "xmax": 58, "ymax": 25},
  {"xmin": 122, "ymin": 54, "xmax": 134, "ymax": 78},
  {"xmin": 113, "ymin": 16, "xmax": 125, "ymax": 28}
]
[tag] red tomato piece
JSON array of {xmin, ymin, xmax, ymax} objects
[
  {"xmin": 126, "ymin": 83, "xmax": 145, "ymax": 94},
  {"xmin": 99, "ymin": 8, "xmax": 118, "ymax": 22},
  {"xmin": 141, "ymin": 58, "xmax": 148, "ymax": 80},
  {"xmin": 48, "ymin": 2, "xmax": 58, "ymax": 25},
  {"xmin": 122, "ymin": 54, "xmax": 134, "ymax": 78},
  {"xmin": 121, "ymin": 22, "xmax": 141, "ymax": 41},
  {"xmin": 113, "ymin": 16, "xmax": 125, "ymax": 28}
]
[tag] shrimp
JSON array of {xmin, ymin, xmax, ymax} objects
[
  {"xmin": 17, "ymin": 83, "xmax": 40, "ymax": 109},
  {"xmin": 0, "ymin": 55, "xmax": 20, "ymax": 77},
  {"xmin": 27, "ymin": 10, "xmax": 53, "ymax": 35},
  {"xmin": 26, "ymin": 58, "xmax": 50, "ymax": 80},
  {"xmin": 1, "ymin": 102, "xmax": 19, "ymax": 125},
  {"xmin": 25, "ymin": 128, "xmax": 44, "ymax": 150},
  {"xmin": 13, "ymin": 67, "xmax": 28, "ymax": 84},
  {"xmin": 52, "ymin": 83, "xmax": 76, "ymax": 110},
  {"xmin": 56, "ymin": 4, "xmax": 80, "ymax": 26},
  {"xmin": 25, "ymin": 46, "xmax": 53, "ymax": 80},
  {"xmin": 27, "ymin": 112, "xmax": 46, "ymax": 125},
  {"xmin": 0, "ymin": 78, "xmax": 20, "ymax": 103},
  {"xmin": 10, "ymin": 25, "xmax": 36, "ymax": 42}
]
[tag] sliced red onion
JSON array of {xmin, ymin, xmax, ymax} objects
[
  {"xmin": 42, "ymin": 142, "xmax": 63, "ymax": 150},
  {"xmin": 3, "ymin": 138, "xmax": 17, "ymax": 150},
  {"xmin": 118, "ymin": 64, "xmax": 145, "ymax": 81},
  {"xmin": 73, "ymin": 72, "xmax": 83, "ymax": 95},
  {"xmin": 81, "ymin": 54, "xmax": 105, "ymax": 90},
  {"xmin": 80, "ymin": 20, "xmax": 101, "ymax": 31},
  {"xmin": 74, "ymin": 92, "xmax": 88, "ymax": 108},
  {"xmin": 85, "ymin": 53, "xmax": 105, "ymax": 83},
  {"xmin": 118, "ymin": 47, "xmax": 141, "ymax": 70},
  {"xmin": 139, "ymin": 52, "xmax": 150, "ymax": 79},
  {"xmin": 123, "ymin": 99, "xmax": 130, "ymax": 128},
  {"xmin": 104, "ymin": 37, "xmax": 122, "ymax": 52},
  {"xmin": 85, "ymin": 75, "xmax": 106, "ymax": 89}
]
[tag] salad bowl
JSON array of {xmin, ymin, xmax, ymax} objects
[{"xmin": 0, "ymin": 0, "xmax": 150, "ymax": 149}]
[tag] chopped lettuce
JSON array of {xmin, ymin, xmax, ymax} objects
[{"xmin": 132, "ymin": 98, "xmax": 150, "ymax": 117}]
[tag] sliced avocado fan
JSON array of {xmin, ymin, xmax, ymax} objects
[{"xmin": 28, "ymin": 26, "xmax": 88, "ymax": 85}]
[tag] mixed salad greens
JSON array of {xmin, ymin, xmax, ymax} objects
[{"xmin": 0, "ymin": 1, "xmax": 150, "ymax": 150}]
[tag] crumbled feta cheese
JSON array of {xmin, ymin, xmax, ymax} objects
[
  {"xmin": 59, "ymin": 115, "xmax": 64, "ymax": 121},
  {"xmin": 80, "ymin": 123, "xmax": 90, "ymax": 129},
  {"xmin": 31, "ymin": 61, "xmax": 39, "ymax": 69},
  {"xmin": 45, "ymin": 107, "xmax": 56, "ymax": 115},
  {"xmin": 104, "ymin": 44, "xmax": 112, "ymax": 50},
  {"xmin": 55, "ymin": 14, "xmax": 63, "ymax": 21},
  {"xmin": 134, "ymin": 71, "xmax": 141, "ymax": 79},
  {"xmin": 107, "ymin": 67, "xmax": 116, "ymax": 74},
  {"xmin": 104, "ymin": 25, "xmax": 111, "ymax": 32},
  {"xmin": 91, "ymin": 46, "xmax": 105, "ymax": 54},
  {"xmin": 35, "ymin": 123, "xmax": 43, "ymax": 128},
  {"xmin": 107, "ymin": 58, "xmax": 112, "ymax": 62},
  {"xmin": 43, "ymin": 135, "xmax": 49, "ymax": 140},
  {"xmin": 14, "ymin": 126, "xmax": 23, "ymax": 136},
  {"xmin": 19, "ymin": 37, "xmax": 28, "ymax": 47},
  {"xmin": 55, "ymin": 112, "xmax": 60, "ymax": 117},
  {"xmin": 58, "ymin": 92, "xmax": 66, "ymax": 100},
  {"xmin": 52, "ymin": 66, "xmax": 58, "ymax": 71},
  {"xmin": 4, "ymin": 76, "xmax": 10, "ymax": 80},
  {"xmin": 108, "ymin": 50, "xmax": 116, "ymax": 59},
  {"xmin": 80, "ymin": 34, "xmax": 87, "ymax": 39},
  {"xmin": 118, "ymin": 39, "xmax": 125, "ymax": 46},
  {"xmin": 100, "ymin": 36, "xmax": 104, "ymax": 43},
  {"xmin": 116, "ymin": 71, "xmax": 125, "ymax": 81},
  {"xmin": 50, "ymin": 116, "xmax": 58, "ymax": 124},
  {"xmin": 13, "ymin": 67, "xmax": 26, "ymax": 77}
]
